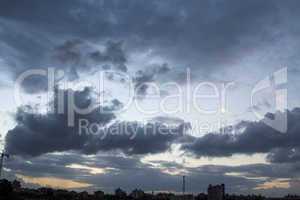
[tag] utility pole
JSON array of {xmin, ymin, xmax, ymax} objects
[{"xmin": 0, "ymin": 152, "xmax": 9, "ymax": 178}]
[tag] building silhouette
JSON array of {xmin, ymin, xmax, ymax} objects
[
  {"xmin": 1, "ymin": 179, "xmax": 299, "ymax": 200},
  {"xmin": 115, "ymin": 187, "xmax": 127, "ymax": 199},
  {"xmin": 208, "ymin": 184, "xmax": 225, "ymax": 200},
  {"xmin": 130, "ymin": 188, "xmax": 145, "ymax": 199}
]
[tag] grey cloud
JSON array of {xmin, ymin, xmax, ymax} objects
[
  {"xmin": 3, "ymin": 152, "xmax": 261, "ymax": 194},
  {"xmin": 53, "ymin": 39, "xmax": 82, "ymax": 66},
  {"xmin": 133, "ymin": 63, "xmax": 171, "ymax": 97},
  {"xmin": 133, "ymin": 70, "xmax": 155, "ymax": 97},
  {"xmin": 89, "ymin": 41, "xmax": 128, "ymax": 72},
  {"xmin": 1, "ymin": 0, "xmax": 295, "ymax": 90},
  {"xmin": 52, "ymin": 39, "xmax": 128, "ymax": 82},
  {"xmin": 267, "ymin": 147, "xmax": 300, "ymax": 164},
  {"xmin": 21, "ymin": 76, "xmax": 49, "ymax": 94},
  {"xmin": 5, "ymin": 153, "xmax": 144, "ymax": 180},
  {"xmin": 182, "ymin": 108, "xmax": 300, "ymax": 159},
  {"xmin": 0, "ymin": 19, "xmax": 54, "ymax": 93},
  {"xmin": 155, "ymin": 63, "xmax": 171, "ymax": 74},
  {"xmin": 5, "ymin": 87, "xmax": 117, "ymax": 156},
  {"xmin": 54, "ymin": 39, "xmax": 128, "ymax": 72},
  {"xmin": 77, "ymin": 120, "xmax": 188, "ymax": 155},
  {"xmin": 5, "ymin": 86, "xmax": 188, "ymax": 157},
  {"xmin": 0, "ymin": 18, "xmax": 128, "ymax": 93},
  {"xmin": 150, "ymin": 116, "xmax": 185, "ymax": 125},
  {"xmin": 5, "ymin": 150, "xmax": 300, "ymax": 195}
]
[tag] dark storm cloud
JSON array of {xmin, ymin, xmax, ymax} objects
[
  {"xmin": 5, "ymin": 87, "xmax": 116, "ymax": 156},
  {"xmin": 133, "ymin": 70, "xmax": 155, "ymax": 97},
  {"xmin": 0, "ymin": 16, "xmax": 127, "ymax": 93},
  {"xmin": 50, "ymin": 39, "xmax": 128, "ymax": 84},
  {"xmin": 53, "ymin": 39, "xmax": 82, "ymax": 66},
  {"xmin": 55, "ymin": 39, "xmax": 127, "ymax": 72},
  {"xmin": 5, "ymin": 86, "xmax": 188, "ymax": 156},
  {"xmin": 21, "ymin": 76, "xmax": 50, "ymax": 94},
  {"xmin": 82, "ymin": 121, "xmax": 187, "ymax": 155},
  {"xmin": 267, "ymin": 147, "xmax": 300, "ymax": 163},
  {"xmin": 149, "ymin": 116, "xmax": 185, "ymax": 125},
  {"xmin": 89, "ymin": 41, "xmax": 128, "ymax": 72},
  {"xmin": 182, "ymin": 108, "xmax": 300, "ymax": 158},
  {"xmin": 133, "ymin": 63, "xmax": 171, "ymax": 97},
  {"xmin": 0, "ymin": 18, "xmax": 59, "ymax": 93},
  {"xmin": 1, "ymin": 0, "xmax": 297, "ymax": 92},
  {"xmin": 7, "ymin": 37, "xmax": 128, "ymax": 93}
]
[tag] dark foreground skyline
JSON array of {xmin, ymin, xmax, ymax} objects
[{"xmin": 1, "ymin": 179, "xmax": 299, "ymax": 200}]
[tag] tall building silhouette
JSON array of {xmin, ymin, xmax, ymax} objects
[{"xmin": 207, "ymin": 184, "xmax": 225, "ymax": 200}]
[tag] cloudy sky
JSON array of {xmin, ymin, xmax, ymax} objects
[{"xmin": 0, "ymin": 0, "xmax": 300, "ymax": 197}]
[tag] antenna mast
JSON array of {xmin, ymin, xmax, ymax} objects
[
  {"xmin": 182, "ymin": 176, "xmax": 186, "ymax": 196},
  {"xmin": 0, "ymin": 152, "xmax": 9, "ymax": 178}
]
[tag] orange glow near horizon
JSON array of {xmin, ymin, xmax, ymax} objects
[
  {"xmin": 255, "ymin": 179, "xmax": 290, "ymax": 190},
  {"xmin": 16, "ymin": 174, "xmax": 92, "ymax": 189}
]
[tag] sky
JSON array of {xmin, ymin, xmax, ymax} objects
[{"xmin": 0, "ymin": 0, "xmax": 300, "ymax": 197}]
